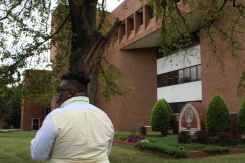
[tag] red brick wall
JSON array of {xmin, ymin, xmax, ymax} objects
[
  {"xmin": 172, "ymin": 114, "xmax": 180, "ymax": 134},
  {"xmin": 201, "ymin": 17, "xmax": 245, "ymax": 113},
  {"xmin": 21, "ymin": 70, "xmax": 51, "ymax": 131},
  {"xmin": 97, "ymin": 47, "xmax": 157, "ymax": 131},
  {"xmin": 21, "ymin": 99, "xmax": 45, "ymax": 131}
]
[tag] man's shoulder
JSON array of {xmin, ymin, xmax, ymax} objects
[
  {"xmin": 66, "ymin": 103, "xmax": 99, "ymax": 110},
  {"xmin": 50, "ymin": 103, "xmax": 103, "ymax": 116}
]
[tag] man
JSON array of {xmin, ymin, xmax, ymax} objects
[{"xmin": 31, "ymin": 71, "xmax": 114, "ymax": 163}]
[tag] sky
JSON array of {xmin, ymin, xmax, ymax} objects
[
  {"xmin": 1, "ymin": 0, "xmax": 123, "ymax": 72},
  {"xmin": 28, "ymin": 0, "xmax": 122, "ymax": 68},
  {"xmin": 99, "ymin": 0, "xmax": 122, "ymax": 11}
]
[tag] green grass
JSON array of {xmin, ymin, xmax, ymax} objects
[
  {"xmin": 0, "ymin": 130, "xmax": 245, "ymax": 163},
  {"xmin": 0, "ymin": 130, "xmax": 40, "ymax": 163}
]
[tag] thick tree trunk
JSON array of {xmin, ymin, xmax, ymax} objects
[
  {"xmin": 68, "ymin": 0, "xmax": 97, "ymax": 71},
  {"xmin": 88, "ymin": 64, "xmax": 100, "ymax": 105},
  {"xmin": 68, "ymin": 0, "xmax": 121, "ymax": 105}
]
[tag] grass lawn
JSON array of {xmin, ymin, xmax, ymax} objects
[{"xmin": 0, "ymin": 130, "xmax": 245, "ymax": 163}]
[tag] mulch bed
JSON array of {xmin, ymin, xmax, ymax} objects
[{"xmin": 113, "ymin": 140, "xmax": 245, "ymax": 158}]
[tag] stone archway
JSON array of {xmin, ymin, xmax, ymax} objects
[{"xmin": 178, "ymin": 102, "xmax": 205, "ymax": 135}]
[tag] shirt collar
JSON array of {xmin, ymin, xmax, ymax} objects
[{"xmin": 60, "ymin": 96, "xmax": 89, "ymax": 108}]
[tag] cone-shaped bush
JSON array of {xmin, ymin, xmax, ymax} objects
[
  {"xmin": 205, "ymin": 94, "xmax": 230, "ymax": 133},
  {"xmin": 238, "ymin": 98, "xmax": 245, "ymax": 134},
  {"xmin": 150, "ymin": 99, "xmax": 172, "ymax": 136}
]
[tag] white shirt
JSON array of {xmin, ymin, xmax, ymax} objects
[{"xmin": 30, "ymin": 96, "xmax": 114, "ymax": 162}]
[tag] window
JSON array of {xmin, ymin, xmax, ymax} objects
[
  {"xmin": 184, "ymin": 67, "xmax": 191, "ymax": 82},
  {"xmin": 178, "ymin": 69, "xmax": 184, "ymax": 84},
  {"xmin": 32, "ymin": 118, "xmax": 40, "ymax": 131},
  {"xmin": 168, "ymin": 71, "xmax": 178, "ymax": 85},
  {"xmin": 157, "ymin": 65, "xmax": 201, "ymax": 87},
  {"xmin": 44, "ymin": 106, "xmax": 51, "ymax": 117},
  {"xmin": 191, "ymin": 66, "xmax": 197, "ymax": 81},
  {"xmin": 173, "ymin": 71, "xmax": 178, "ymax": 85},
  {"xmin": 170, "ymin": 102, "xmax": 186, "ymax": 113},
  {"xmin": 197, "ymin": 65, "xmax": 201, "ymax": 80},
  {"xmin": 157, "ymin": 73, "xmax": 167, "ymax": 87}
]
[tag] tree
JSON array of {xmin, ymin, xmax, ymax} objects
[
  {"xmin": 0, "ymin": 0, "xmax": 122, "ymax": 105},
  {"xmin": 150, "ymin": 98, "xmax": 172, "ymax": 136},
  {"xmin": 205, "ymin": 94, "xmax": 230, "ymax": 133},
  {"xmin": 0, "ymin": 85, "xmax": 22, "ymax": 128},
  {"xmin": 1, "ymin": 0, "xmax": 245, "ymax": 106},
  {"xmin": 155, "ymin": 0, "xmax": 245, "ymax": 57},
  {"xmin": 238, "ymin": 98, "xmax": 245, "ymax": 134}
]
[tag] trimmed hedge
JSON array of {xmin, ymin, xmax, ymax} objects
[
  {"xmin": 135, "ymin": 142, "xmax": 187, "ymax": 158},
  {"xmin": 135, "ymin": 136, "xmax": 231, "ymax": 158},
  {"xmin": 238, "ymin": 98, "xmax": 245, "ymax": 134},
  {"xmin": 150, "ymin": 99, "xmax": 172, "ymax": 136},
  {"xmin": 202, "ymin": 145, "xmax": 230, "ymax": 153},
  {"xmin": 205, "ymin": 94, "xmax": 230, "ymax": 133}
]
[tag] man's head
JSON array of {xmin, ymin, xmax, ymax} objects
[{"xmin": 56, "ymin": 71, "xmax": 90, "ymax": 105}]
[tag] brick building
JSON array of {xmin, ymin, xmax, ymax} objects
[
  {"xmin": 97, "ymin": 0, "xmax": 245, "ymax": 132},
  {"xmin": 21, "ymin": 70, "xmax": 51, "ymax": 131},
  {"xmin": 21, "ymin": 0, "xmax": 245, "ymax": 133}
]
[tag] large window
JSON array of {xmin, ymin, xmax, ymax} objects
[
  {"xmin": 157, "ymin": 65, "xmax": 201, "ymax": 87},
  {"xmin": 170, "ymin": 102, "xmax": 186, "ymax": 113}
]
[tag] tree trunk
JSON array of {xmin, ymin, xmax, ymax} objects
[
  {"xmin": 68, "ymin": 0, "xmax": 97, "ymax": 72},
  {"xmin": 68, "ymin": 0, "xmax": 121, "ymax": 105},
  {"xmin": 88, "ymin": 64, "xmax": 100, "ymax": 105}
]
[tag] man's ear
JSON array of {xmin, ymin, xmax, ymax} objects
[{"xmin": 69, "ymin": 89, "xmax": 75, "ymax": 98}]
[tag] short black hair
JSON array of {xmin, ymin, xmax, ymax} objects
[
  {"xmin": 61, "ymin": 71, "xmax": 90, "ymax": 92},
  {"xmin": 61, "ymin": 71, "xmax": 90, "ymax": 85}
]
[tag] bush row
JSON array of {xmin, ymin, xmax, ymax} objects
[{"xmin": 135, "ymin": 142, "xmax": 187, "ymax": 158}]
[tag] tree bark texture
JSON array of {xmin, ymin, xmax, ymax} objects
[{"xmin": 67, "ymin": 0, "xmax": 121, "ymax": 105}]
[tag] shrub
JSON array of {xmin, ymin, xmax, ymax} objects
[
  {"xmin": 209, "ymin": 136, "xmax": 219, "ymax": 144},
  {"xmin": 190, "ymin": 137, "xmax": 197, "ymax": 143},
  {"xmin": 139, "ymin": 126, "xmax": 147, "ymax": 136},
  {"xmin": 135, "ymin": 142, "xmax": 187, "ymax": 158},
  {"xmin": 150, "ymin": 99, "xmax": 172, "ymax": 136},
  {"xmin": 202, "ymin": 145, "xmax": 230, "ymax": 153},
  {"xmin": 205, "ymin": 94, "xmax": 230, "ymax": 133},
  {"xmin": 238, "ymin": 98, "xmax": 245, "ymax": 134},
  {"xmin": 196, "ymin": 130, "xmax": 209, "ymax": 144},
  {"xmin": 217, "ymin": 132, "xmax": 230, "ymax": 146},
  {"xmin": 178, "ymin": 131, "xmax": 191, "ymax": 144}
]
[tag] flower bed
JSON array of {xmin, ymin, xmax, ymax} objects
[{"xmin": 113, "ymin": 138, "xmax": 245, "ymax": 158}]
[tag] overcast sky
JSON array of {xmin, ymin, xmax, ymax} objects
[{"xmin": 99, "ymin": 0, "xmax": 122, "ymax": 12}]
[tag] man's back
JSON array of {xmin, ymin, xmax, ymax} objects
[{"xmin": 47, "ymin": 103, "xmax": 114, "ymax": 163}]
